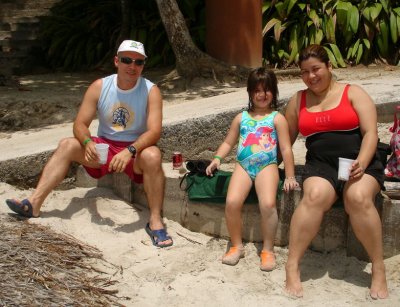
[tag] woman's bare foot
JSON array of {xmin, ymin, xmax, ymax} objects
[
  {"xmin": 285, "ymin": 262, "xmax": 303, "ymax": 298},
  {"xmin": 370, "ymin": 261, "xmax": 388, "ymax": 299}
]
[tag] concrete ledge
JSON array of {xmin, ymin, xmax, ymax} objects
[
  {"xmin": 131, "ymin": 166, "xmax": 300, "ymax": 246},
  {"xmin": 0, "ymin": 151, "xmax": 78, "ymax": 189},
  {"xmin": 84, "ymin": 163, "xmax": 400, "ymax": 260},
  {"xmin": 381, "ymin": 196, "xmax": 400, "ymax": 258},
  {"xmin": 133, "ymin": 164, "xmax": 342, "ymax": 250},
  {"xmin": 310, "ymin": 204, "xmax": 348, "ymax": 252}
]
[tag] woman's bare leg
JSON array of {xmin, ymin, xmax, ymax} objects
[
  {"xmin": 285, "ymin": 177, "xmax": 337, "ymax": 297},
  {"xmin": 344, "ymin": 175, "xmax": 388, "ymax": 299}
]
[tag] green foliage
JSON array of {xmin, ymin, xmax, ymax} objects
[
  {"xmin": 38, "ymin": 0, "xmax": 206, "ymax": 71},
  {"xmin": 39, "ymin": 0, "xmax": 121, "ymax": 70},
  {"xmin": 262, "ymin": 0, "xmax": 400, "ymax": 67},
  {"xmin": 37, "ymin": 0, "xmax": 400, "ymax": 71}
]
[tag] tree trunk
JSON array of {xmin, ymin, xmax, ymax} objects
[
  {"xmin": 155, "ymin": 0, "xmax": 249, "ymax": 81},
  {"xmin": 117, "ymin": 0, "xmax": 131, "ymax": 45}
]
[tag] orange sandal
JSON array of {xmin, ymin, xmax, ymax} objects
[
  {"xmin": 260, "ymin": 250, "xmax": 276, "ymax": 271},
  {"xmin": 222, "ymin": 246, "xmax": 245, "ymax": 266}
]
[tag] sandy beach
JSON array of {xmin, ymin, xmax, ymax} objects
[
  {"xmin": 1, "ymin": 181, "xmax": 399, "ymax": 306},
  {"xmin": 1, "ymin": 66, "xmax": 400, "ymax": 306}
]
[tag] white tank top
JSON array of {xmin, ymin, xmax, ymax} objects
[{"xmin": 97, "ymin": 74, "xmax": 154, "ymax": 142}]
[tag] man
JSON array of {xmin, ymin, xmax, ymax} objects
[{"xmin": 5, "ymin": 40, "xmax": 173, "ymax": 248}]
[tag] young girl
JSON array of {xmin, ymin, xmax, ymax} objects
[{"xmin": 205, "ymin": 67, "xmax": 298, "ymax": 271}]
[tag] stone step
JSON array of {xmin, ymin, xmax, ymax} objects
[
  {"xmin": 2, "ymin": 8, "xmax": 52, "ymax": 18},
  {"xmin": 0, "ymin": 31, "xmax": 11, "ymax": 40},
  {"xmin": 0, "ymin": 3, "xmax": 21, "ymax": 17},
  {"xmin": 10, "ymin": 21, "xmax": 40, "ymax": 32},
  {"xmin": 0, "ymin": 50, "xmax": 27, "ymax": 58},
  {"xmin": 0, "ymin": 0, "xmax": 58, "ymax": 15},
  {"xmin": 88, "ymin": 163, "xmax": 400, "ymax": 261},
  {"xmin": 0, "ymin": 16, "xmax": 40, "ymax": 27},
  {"xmin": 0, "ymin": 40, "xmax": 39, "ymax": 54},
  {"xmin": 22, "ymin": 0, "xmax": 60, "ymax": 10},
  {"xmin": 0, "ymin": 0, "xmax": 56, "ymax": 75},
  {"xmin": 7, "ymin": 30, "xmax": 39, "ymax": 41}
]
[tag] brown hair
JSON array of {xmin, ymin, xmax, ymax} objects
[
  {"xmin": 298, "ymin": 44, "xmax": 330, "ymax": 67},
  {"xmin": 247, "ymin": 67, "xmax": 279, "ymax": 111}
]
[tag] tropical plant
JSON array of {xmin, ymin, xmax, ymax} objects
[
  {"xmin": 39, "ymin": 0, "xmax": 121, "ymax": 70},
  {"xmin": 38, "ymin": 0, "xmax": 206, "ymax": 71},
  {"xmin": 37, "ymin": 0, "xmax": 400, "ymax": 71},
  {"xmin": 337, "ymin": 0, "xmax": 400, "ymax": 65},
  {"xmin": 262, "ymin": 0, "xmax": 400, "ymax": 67},
  {"xmin": 262, "ymin": 0, "xmax": 346, "ymax": 68}
]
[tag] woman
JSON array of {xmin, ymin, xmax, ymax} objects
[{"xmin": 284, "ymin": 44, "xmax": 388, "ymax": 299}]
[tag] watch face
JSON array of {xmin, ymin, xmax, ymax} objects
[{"xmin": 128, "ymin": 145, "xmax": 136, "ymax": 156}]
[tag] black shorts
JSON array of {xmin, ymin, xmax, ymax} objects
[{"xmin": 302, "ymin": 157, "xmax": 385, "ymax": 197}]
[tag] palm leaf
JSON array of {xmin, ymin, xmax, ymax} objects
[
  {"xmin": 349, "ymin": 5, "xmax": 359, "ymax": 34},
  {"xmin": 390, "ymin": 12, "xmax": 398, "ymax": 44},
  {"xmin": 323, "ymin": 46, "xmax": 338, "ymax": 68},
  {"xmin": 328, "ymin": 43, "xmax": 346, "ymax": 67}
]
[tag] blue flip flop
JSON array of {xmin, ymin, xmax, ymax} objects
[
  {"xmin": 145, "ymin": 223, "xmax": 173, "ymax": 248},
  {"xmin": 5, "ymin": 199, "xmax": 38, "ymax": 218}
]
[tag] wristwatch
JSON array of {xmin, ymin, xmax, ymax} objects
[{"xmin": 127, "ymin": 145, "xmax": 137, "ymax": 157}]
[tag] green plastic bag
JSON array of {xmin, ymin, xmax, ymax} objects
[
  {"xmin": 182, "ymin": 170, "xmax": 259, "ymax": 203},
  {"xmin": 185, "ymin": 170, "xmax": 231, "ymax": 203}
]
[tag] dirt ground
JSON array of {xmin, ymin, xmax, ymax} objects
[{"xmin": 1, "ymin": 64, "xmax": 399, "ymax": 133}]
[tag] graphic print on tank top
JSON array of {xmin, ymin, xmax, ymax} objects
[{"xmin": 110, "ymin": 103, "xmax": 135, "ymax": 131}]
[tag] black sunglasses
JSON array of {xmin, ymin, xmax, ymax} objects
[{"xmin": 119, "ymin": 56, "xmax": 146, "ymax": 66}]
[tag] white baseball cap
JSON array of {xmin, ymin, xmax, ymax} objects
[{"xmin": 117, "ymin": 40, "xmax": 147, "ymax": 58}]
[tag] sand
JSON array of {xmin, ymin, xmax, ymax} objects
[{"xmin": 1, "ymin": 183, "xmax": 399, "ymax": 306}]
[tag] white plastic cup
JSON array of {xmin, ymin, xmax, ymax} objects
[
  {"xmin": 338, "ymin": 157, "xmax": 355, "ymax": 181},
  {"xmin": 95, "ymin": 143, "xmax": 109, "ymax": 165}
]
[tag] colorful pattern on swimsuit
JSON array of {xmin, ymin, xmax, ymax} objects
[{"xmin": 237, "ymin": 111, "xmax": 278, "ymax": 180}]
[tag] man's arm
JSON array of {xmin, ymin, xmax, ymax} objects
[
  {"xmin": 72, "ymin": 78, "xmax": 102, "ymax": 162},
  {"xmin": 129, "ymin": 84, "xmax": 163, "ymax": 153},
  {"xmin": 73, "ymin": 78, "xmax": 102, "ymax": 144}
]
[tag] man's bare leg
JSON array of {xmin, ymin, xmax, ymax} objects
[
  {"xmin": 12, "ymin": 138, "xmax": 91, "ymax": 217},
  {"xmin": 135, "ymin": 146, "xmax": 172, "ymax": 246}
]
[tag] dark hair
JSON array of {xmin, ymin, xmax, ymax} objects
[
  {"xmin": 298, "ymin": 44, "xmax": 330, "ymax": 67},
  {"xmin": 247, "ymin": 67, "xmax": 279, "ymax": 111}
]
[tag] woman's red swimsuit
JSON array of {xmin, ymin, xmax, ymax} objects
[{"xmin": 298, "ymin": 84, "xmax": 384, "ymax": 194}]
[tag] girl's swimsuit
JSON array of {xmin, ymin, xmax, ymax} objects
[
  {"xmin": 298, "ymin": 84, "xmax": 384, "ymax": 194},
  {"xmin": 237, "ymin": 111, "xmax": 278, "ymax": 180}
]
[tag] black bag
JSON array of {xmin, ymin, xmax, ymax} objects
[
  {"xmin": 377, "ymin": 141, "xmax": 391, "ymax": 167},
  {"xmin": 185, "ymin": 159, "xmax": 211, "ymax": 174}
]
